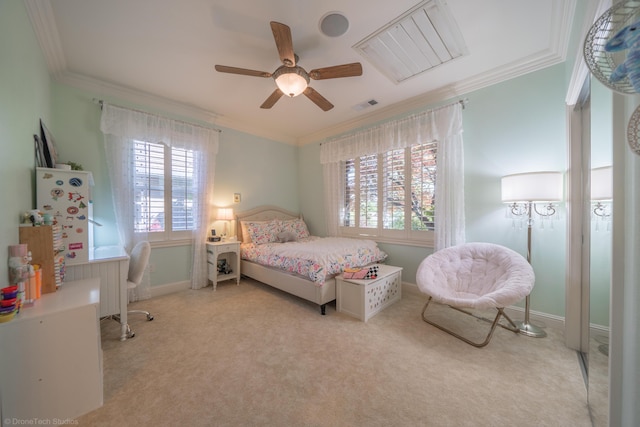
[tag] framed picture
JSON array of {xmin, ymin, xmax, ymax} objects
[
  {"xmin": 33, "ymin": 134, "xmax": 46, "ymax": 168},
  {"xmin": 40, "ymin": 119, "xmax": 58, "ymax": 168}
]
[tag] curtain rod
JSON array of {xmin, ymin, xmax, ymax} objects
[
  {"xmin": 93, "ymin": 98, "xmax": 222, "ymax": 133},
  {"xmin": 320, "ymin": 98, "xmax": 469, "ymax": 145},
  {"xmin": 435, "ymin": 97, "xmax": 469, "ymax": 111}
]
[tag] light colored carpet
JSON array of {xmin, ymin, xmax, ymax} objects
[{"xmin": 77, "ymin": 278, "xmax": 592, "ymax": 426}]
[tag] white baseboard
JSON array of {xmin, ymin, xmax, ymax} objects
[{"xmin": 149, "ymin": 280, "xmax": 191, "ymax": 298}]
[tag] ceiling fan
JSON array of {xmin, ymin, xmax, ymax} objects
[{"xmin": 215, "ymin": 21, "xmax": 363, "ymax": 111}]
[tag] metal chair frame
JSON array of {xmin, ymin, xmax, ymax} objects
[{"xmin": 421, "ymin": 296, "xmax": 520, "ymax": 348}]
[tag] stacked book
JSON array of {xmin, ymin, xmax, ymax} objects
[{"xmin": 52, "ymin": 224, "xmax": 65, "ymax": 286}]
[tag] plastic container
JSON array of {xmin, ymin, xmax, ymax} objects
[
  {"xmin": 1, "ymin": 298, "xmax": 17, "ymax": 307},
  {"xmin": 8, "ymin": 244, "xmax": 27, "ymax": 257},
  {"xmin": 0, "ymin": 310, "xmax": 17, "ymax": 323},
  {"xmin": 2, "ymin": 285, "xmax": 18, "ymax": 294},
  {"xmin": 2, "ymin": 291, "xmax": 18, "ymax": 300}
]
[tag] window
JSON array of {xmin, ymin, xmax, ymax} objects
[
  {"xmin": 341, "ymin": 142, "xmax": 437, "ymax": 244},
  {"xmin": 133, "ymin": 140, "xmax": 196, "ymax": 240}
]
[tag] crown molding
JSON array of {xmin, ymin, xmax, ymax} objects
[
  {"xmin": 297, "ymin": 47, "xmax": 567, "ymax": 145},
  {"xmin": 23, "ymin": 0, "xmax": 66, "ymax": 78},
  {"xmin": 60, "ymin": 70, "xmax": 301, "ymax": 145},
  {"xmin": 24, "ymin": 0, "xmax": 576, "ymax": 148},
  {"xmin": 56, "ymin": 70, "xmax": 221, "ymax": 123}
]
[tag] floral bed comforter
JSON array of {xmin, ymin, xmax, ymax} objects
[{"xmin": 241, "ymin": 236, "xmax": 387, "ymax": 285}]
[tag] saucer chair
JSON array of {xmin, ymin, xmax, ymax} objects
[{"xmin": 416, "ymin": 242, "xmax": 535, "ymax": 347}]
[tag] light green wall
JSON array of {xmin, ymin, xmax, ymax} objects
[
  {"xmin": 463, "ymin": 64, "xmax": 568, "ymax": 317},
  {"xmin": 213, "ymin": 128, "xmax": 299, "ymax": 213},
  {"xmin": 49, "ymin": 84, "xmax": 300, "ymax": 287},
  {"xmin": 49, "ymin": 85, "xmax": 118, "ymax": 246},
  {"xmin": 0, "ymin": 1, "xmax": 52, "ymax": 282},
  {"xmin": 2, "ymin": 0, "xmax": 587, "ymax": 319}
]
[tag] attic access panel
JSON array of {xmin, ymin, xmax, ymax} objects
[{"xmin": 354, "ymin": 0, "xmax": 468, "ymax": 84}]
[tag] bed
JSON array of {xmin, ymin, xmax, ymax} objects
[{"xmin": 236, "ymin": 205, "xmax": 387, "ymax": 314}]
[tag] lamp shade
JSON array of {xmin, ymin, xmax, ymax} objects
[
  {"xmin": 501, "ymin": 171, "xmax": 563, "ymax": 202},
  {"xmin": 217, "ymin": 208, "xmax": 234, "ymax": 221},
  {"xmin": 273, "ymin": 66, "xmax": 309, "ymax": 97},
  {"xmin": 591, "ymin": 166, "xmax": 612, "ymax": 201}
]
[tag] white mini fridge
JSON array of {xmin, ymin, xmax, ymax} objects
[{"xmin": 36, "ymin": 167, "xmax": 94, "ymax": 265}]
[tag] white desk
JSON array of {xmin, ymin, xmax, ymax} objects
[
  {"xmin": 64, "ymin": 245, "xmax": 130, "ymax": 340},
  {"xmin": 0, "ymin": 278, "xmax": 103, "ymax": 424}
]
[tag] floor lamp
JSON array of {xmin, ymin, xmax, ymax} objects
[{"xmin": 501, "ymin": 171, "xmax": 563, "ymax": 338}]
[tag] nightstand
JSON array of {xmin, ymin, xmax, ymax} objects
[{"xmin": 206, "ymin": 240, "xmax": 241, "ymax": 290}]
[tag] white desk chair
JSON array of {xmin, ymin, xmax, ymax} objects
[{"xmin": 123, "ymin": 241, "xmax": 154, "ymax": 338}]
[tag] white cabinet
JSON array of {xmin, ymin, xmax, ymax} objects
[
  {"xmin": 206, "ymin": 241, "xmax": 241, "ymax": 290},
  {"xmin": 0, "ymin": 278, "xmax": 103, "ymax": 424}
]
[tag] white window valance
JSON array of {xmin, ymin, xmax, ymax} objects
[
  {"xmin": 320, "ymin": 103, "xmax": 462, "ymax": 164},
  {"xmin": 100, "ymin": 103, "xmax": 219, "ymax": 153}
]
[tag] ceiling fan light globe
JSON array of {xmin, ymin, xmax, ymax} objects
[{"xmin": 274, "ymin": 67, "xmax": 309, "ymax": 97}]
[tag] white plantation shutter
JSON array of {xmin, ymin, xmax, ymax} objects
[
  {"xmin": 344, "ymin": 159, "xmax": 356, "ymax": 227},
  {"xmin": 323, "ymin": 102, "xmax": 463, "ymax": 247},
  {"xmin": 410, "ymin": 142, "xmax": 437, "ymax": 231},
  {"xmin": 383, "ymin": 149, "xmax": 405, "ymax": 230},
  {"xmin": 359, "ymin": 154, "xmax": 378, "ymax": 229},
  {"xmin": 343, "ymin": 143, "xmax": 437, "ymax": 241},
  {"xmin": 133, "ymin": 141, "xmax": 165, "ymax": 233},
  {"xmin": 171, "ymin": 147, "xmax": 196, "ymax": 232},
  {"xmin": 132, "ymin": 142, "xmax": 196, "ymax": 238}
]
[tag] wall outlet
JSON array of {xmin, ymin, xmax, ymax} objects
[{"xmin": 149, "ymin": 263, "xmax": 156, "ymax": 273}]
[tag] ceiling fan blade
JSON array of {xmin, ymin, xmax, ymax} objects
[
  {"xmin": 260, "ymin": 89, "xmax": 284, "ymax": 109},
  {"xmin": 308, "ymin": 63, "xmax": 363, "ymax": 80},
  {"xmin": 303, "ymin": 87, "xmax": 334, "ymax": 111},
  {"xmin": 270, "ymin": 21, "xmax": 296, "ymax": 67},
  {"xmin": 215, "ymin": 65, "xmax": 272, "ymax": 78}
]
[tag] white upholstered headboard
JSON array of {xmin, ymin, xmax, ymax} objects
[{"xmin": 235, "ymin": 205, "xmax": 301, "ymax": 243}]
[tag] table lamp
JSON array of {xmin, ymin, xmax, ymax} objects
[{"xmin": 217, "ymin": 208, "xmax": 234, "ymax": 239}]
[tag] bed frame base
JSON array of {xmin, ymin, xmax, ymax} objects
[{"xmin": 241, "ymin": 260, "xmax": 336, "ymax": 315}]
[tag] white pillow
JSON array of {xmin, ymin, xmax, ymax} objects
[
  {"xmin": 277, "ymin": 231, "xmax": 297, "ymax": 243},
  {"xmin": 240, "ymin": 221, "xmax": 252, "ymax": 243},
  {"xmin": 280, "ymin": 218, "xmax": 310, "ymax": 239}
]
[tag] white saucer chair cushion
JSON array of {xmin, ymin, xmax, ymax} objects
[
  {"xmin": 417, "ymin": 242, "xmax": 534, "ymax": 310},
  {"xmin": 416, "ymin": 242, "xmax": 535, "ymax": 347}
]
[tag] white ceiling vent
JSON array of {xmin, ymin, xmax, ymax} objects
[{"xmin": 353, "ymin": 0, "xmax": 468, "ymax": 84}]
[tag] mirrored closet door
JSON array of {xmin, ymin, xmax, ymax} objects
[{"xmin": 587, "ymin": 77, "xmax": 612, "ymax": 427}]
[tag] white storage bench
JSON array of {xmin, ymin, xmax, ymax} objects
[{"xmin": 336, "ymin": 264, "xmax": 402, "ymax": 322}]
